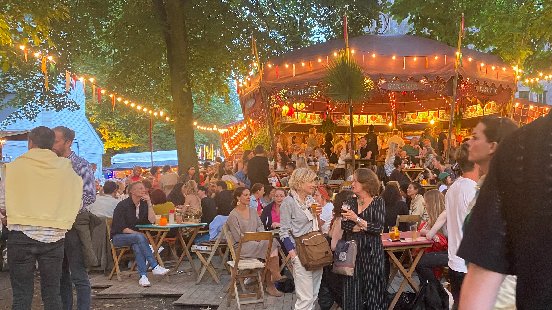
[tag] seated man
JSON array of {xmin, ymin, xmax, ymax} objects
[
  {"xmin": 214, "ymin": 181, "xmax": 233, "ymax": 216},
  {"xmin": 111, "ymin": 181, "xmax": 169, "ymax": 287},
  {"xmin": 88, "ymin": 180, "xmax": 119, "ymax": 218}
]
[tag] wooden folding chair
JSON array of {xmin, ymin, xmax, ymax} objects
[
  {"xmin": 192, "ymin": 228, "xmax": 229, "ymax": 284},
  {"xmin": 223, "ymin": 224, "xmax": 272, "ymax": 310},
  {"xmin": 106, "ymin": 218, "xmax": 135, "ymax": 281},
  {"xmin": 395, "ymin": 214, "xmax": 422, "ymax": 264},
  {"xmin": 340, "ymin": 181, "xmax": 353, "ymax": 191},
  {"xmin": 396, "ymin": 214, "xmax": 422, "ymax": 231}
]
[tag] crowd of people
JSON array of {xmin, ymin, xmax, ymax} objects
[{"xmin": 0, "ymin": 112, "xmax": 538, "ymax": 309}]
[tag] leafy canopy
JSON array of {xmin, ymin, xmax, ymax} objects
[{"xmin": 389, "ymin": 0, "xmax": 552, "ymax": 73}]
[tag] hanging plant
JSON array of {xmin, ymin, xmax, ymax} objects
[{"xmin": 320, "ymin": 117, "xmax": 337, "ymax": 134}]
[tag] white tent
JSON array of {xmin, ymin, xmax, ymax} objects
[{"xmin": 110, "ymin": 150, "xmax": 178, "ymax": 169}]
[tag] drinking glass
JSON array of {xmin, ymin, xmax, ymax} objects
[
  {"xmin": 175, "ymin": 212, "xmax": 183, "ymax": 224},
  {"xmin": 410, "ymin": 224, "xmax": 419, "ymax": 241},
  {"xmin": 391, "ymin": 226, "xmax": 400, "ymax": 241},
  {"xmin": 310, "ymin": 203, "xmax": 319, "ymax": 216}
]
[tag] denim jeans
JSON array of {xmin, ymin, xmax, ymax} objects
[
  {"xmin": 60, "ymin": 228, "xmax": 91, "ymax": 310},
  {"xmin": 112, "ymin": 233, "xmax": 158, "ymax": 276},
  {"xmin": 7, "ymin": 230, "xmax": 64, "ymax": 310},
  {"xmin": 415, "ymin": 251, "xmax": 448, "ymax": 284}
]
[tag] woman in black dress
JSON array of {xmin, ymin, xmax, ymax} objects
[{"xmin": 341, "ymin": 168, "xmax": 386, "ymax": 310}]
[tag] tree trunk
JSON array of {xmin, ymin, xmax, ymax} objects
[{"xmin": 154, "ymin": 0, "xmax": 198, "ymax": 175}]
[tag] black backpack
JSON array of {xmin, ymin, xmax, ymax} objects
[{"xmin": 410, "ymin": 280, "xmax": 449, "ymax": 310}]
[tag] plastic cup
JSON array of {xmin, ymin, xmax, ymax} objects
[{"xmin": 155, "ymin": 215, "xmax": 162, "ymax": 225}]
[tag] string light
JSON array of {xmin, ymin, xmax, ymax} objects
[{"xmin": 14, "ymin": 43, "xmax": 173, "ymax": 122}]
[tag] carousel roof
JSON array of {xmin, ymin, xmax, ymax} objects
[
  {"xmin": 236, "ymin": 35, "xmax": 516, "ymax": 133},
  {"xmin": 243, "ymin": 34, "xmax": 514, "ymax": 93}
]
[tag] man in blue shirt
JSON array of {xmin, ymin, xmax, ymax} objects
[{"xmin": 53, "ymin": 126, "xmax": 96, "ymax": 310}]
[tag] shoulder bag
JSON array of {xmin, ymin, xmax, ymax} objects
[
  {"xmin": 293, "ymin": 198, "xmax": 333, "ymax": 271},
  {"xmin": 332, "ymin": 239, "xmax": 357, "ymax": 276}
]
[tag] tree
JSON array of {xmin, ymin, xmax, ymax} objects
[
  {"xmin": 389, "ymin": 0, "xmax": 552, "ymax": 73},
  {"xmin": 3, "ymin": 0, "xmax": 389, "ymax": 171}
]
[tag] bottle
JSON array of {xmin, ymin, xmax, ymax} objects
[{"xmin": 168, "ymin": 209, "xmax": 175, "ymax": 225}]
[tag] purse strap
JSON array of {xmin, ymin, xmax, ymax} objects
[
  {"xmin": 290, "ymin": 190, "xmax": 319, "ymax": 232},
  {"xmin": 300, "ymin": 206, "xmax": 319, "ymax": 232}
]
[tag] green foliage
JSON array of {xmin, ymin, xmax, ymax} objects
[
  {"xmin": 0, "ymin": 1, "xmax": 70, "ymax": 68},
  {"xmin": 2, "ymin": 0, "xmax": 390, "ymax": 164},
  {"xmin": 0, "ymin": 56, "xmax": 78, "ymax": 122},
  {"xmin": 193, "ymin": 94, "xmax": 242, "ymax": 147},
  {"xmin": 244, "ymin": 125, "xmax": 270, "ymax": 151},
  {"xmin": 233, "ymin": 0, "xmax": 385, "ymax": 56},
  {"xmin": 389, "ymin": 0, "xmax": 552, "ymax": 73},
  {"xmin": 320, "ymin": 117, "xmax": 337, "ymax": 134},
  {"xmin": 325, "ymin": 53, "xmax": 371, "ymax": 103}
]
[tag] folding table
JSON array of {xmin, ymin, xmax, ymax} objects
[
  {"xmin": 136, "ymin": 222, "xmax": 206, "ymax": 275},
  {"xmin": 382, "ymin": 231, "xmax": 433, "ymax": 310}
]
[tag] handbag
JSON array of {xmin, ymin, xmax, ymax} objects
[
  {"xmin": 293, "ymin": 195, "xmax": 333, "ymax": 271},
  {"xmin": 295, "ymin": 231, "xmax": 333, "ymax": 271},
  {"xmin": 332, "ymin": 239, "xmax": 357, "ymax": 276}
]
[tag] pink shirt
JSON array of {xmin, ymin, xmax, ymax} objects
[{"xmin": 271, "ymin": 204, "xmax": 281, "ymax": 224}]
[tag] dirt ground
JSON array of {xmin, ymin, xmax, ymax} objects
[{"xmin": 0, "ymin": 271, "xmax": 193, "ymax": 310}]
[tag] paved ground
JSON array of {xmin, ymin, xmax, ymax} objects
[{"xmin": 0, "ymin": 271, "xmax": 183, "ymax": 310}]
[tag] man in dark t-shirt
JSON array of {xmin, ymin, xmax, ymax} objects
[
  {"xmin": 214, "ymin": 181, "xmax": 233, "ymax": 216},
  {"xmin": 247, "ymin": 145, "xmax": 270, "ymax": 187},
  {"xmin": 364, "ymin": 125, "xmax": 379, "ymax": 165},
  {"xmin": 458, "ymin": 112, "xmax": 552, "ymax": 309}
]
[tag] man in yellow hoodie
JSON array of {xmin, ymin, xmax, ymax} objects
[{"xmin": 1, "ymin": 126, "xmax": 83, "ymax": 310}]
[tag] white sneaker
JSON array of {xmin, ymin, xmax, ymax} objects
[
  {"xmin": 152, "ymin": 264, "xmax": 170, "ymax": 276},
  {"xmin": 139, "ymin": 275, "xmax": 151, "ymax": 287}
]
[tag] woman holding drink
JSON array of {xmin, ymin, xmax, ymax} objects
[
  {"xmin": 280, "ymin": 168, "xmax": 324, "ymax": 310},
  {"xmin": 340, "ymin": 168, "xmax": 386, "ymax": 310}
]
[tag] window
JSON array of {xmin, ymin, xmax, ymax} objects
[
  {"xmin": 537, "ymin": 91, "xmax": 547, "ymax": 104},
  {"xmin": 518, "ymin": 91, "xmax": 529, "ymax": 100}
]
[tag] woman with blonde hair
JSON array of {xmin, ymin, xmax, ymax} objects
[
  {"xmin": 280, "ymin": 168, "xmax": 323, "ymax": 310},
  {"xmin": 384, "ymin": 142, "xmax": 399, "ymax": 177},
  {"xmin": 416, "ymin": 189, "xmax": 448, "ymax": 284},
  {"xmin": 177, "ymin": 180, "xmax": 202, "ymax": 220},
  {"xmin": 340, "ymin": 168, "xmax": 386, "ymax": 309}
]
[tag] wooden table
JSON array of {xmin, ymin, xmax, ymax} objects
[
  {"xmin": 382, "ymin": 231, "xmax": 433, "ymax": 310},
  {"xmin": 403, "ymin": 168, "xmax": 424, "ymax": 182},
  {"xmin": 344, "ymin": 158, "xmax": 375, "ymax": 171},
  {"xmin": 136, "ymin": 223, "xmax": 206, "ymax": 275},
  {"xmin": 422, "ymin": 184, "xmax": 438, "ymax": 191}
]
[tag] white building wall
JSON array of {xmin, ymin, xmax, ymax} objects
[
  {"xmin": 1, "ymin": 82, "xmax": 104, "ymax": 179},
  {"xmin": 516, "ymin": 81, "xmax": 552, "ymax": 105}
]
